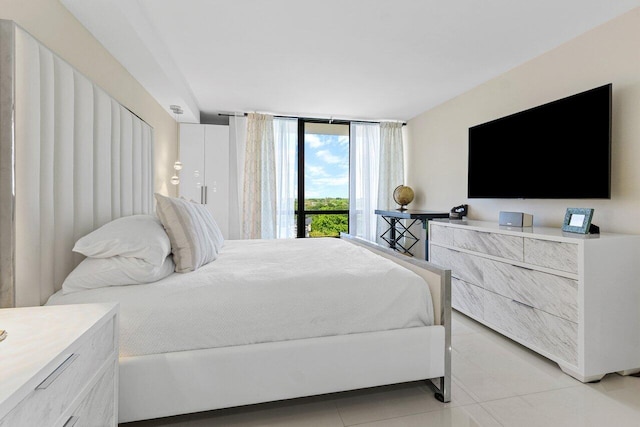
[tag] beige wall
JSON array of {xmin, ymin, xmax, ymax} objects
[
  {"xmin": 0, "ymin": 0, "xmax": 178, "ymax": 197},
  {"xmin": 406, "ymin": 8, "xmax": 640, "ymax": 234}
]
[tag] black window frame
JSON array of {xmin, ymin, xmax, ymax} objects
[{"xmin": 296, "ymin": 118, "xmax": 351, "ymax": 238}]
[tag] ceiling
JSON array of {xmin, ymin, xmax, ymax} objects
[{"xmin": 61, "ymin": 0, "xmax": 640, "ymax": 123}]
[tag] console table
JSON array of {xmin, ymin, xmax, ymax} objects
[{"xmin": 375, "ymin": 209, "xmax": 449, "ymax": 259}]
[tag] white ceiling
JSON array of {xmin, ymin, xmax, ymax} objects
[{"xmin": 61, "ymin": 0, "xmax": 640, "ymax": 123}]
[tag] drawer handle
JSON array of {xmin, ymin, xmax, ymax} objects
[
  {"xmin": 512, "ymin": 299, "xmax": 535, "ymax": 310},
  {"xmin": 36, "ymin": 353, "xmax": 79, "ymax": 390},
  {"xmin": 63, "ymin": 416, "xmax": 80, "ymax": 427}
]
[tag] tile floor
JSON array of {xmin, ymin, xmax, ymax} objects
[{"xmin": 121, "ymin": 311, "xmax": 640, "ymax": 426}]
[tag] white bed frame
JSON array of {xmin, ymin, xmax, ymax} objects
[{"xmin": 0, "ymin": 20, "xmax": 451, "ymax": 424}]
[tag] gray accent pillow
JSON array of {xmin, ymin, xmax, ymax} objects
[{"xmin": 154, "ymin": 193, "xmax": 224, "ymax": 273}]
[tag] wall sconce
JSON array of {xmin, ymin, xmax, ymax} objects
[{"xmin": 170, "ymin": 105, "xmax": 183, "ymax": 185}]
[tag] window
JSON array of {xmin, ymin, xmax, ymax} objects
[{"xmin": 296, "ymin": 120, "xmax": 350, "ymax": 238}]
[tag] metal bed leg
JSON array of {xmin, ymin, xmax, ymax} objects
[{"xmin": 433, "ymin": 269, "xmax": 451, "ymax": 403}]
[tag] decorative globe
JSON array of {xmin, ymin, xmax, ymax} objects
[{"xmin": 393, "ymin": 185, "xmax": 414, "ymax": 210}]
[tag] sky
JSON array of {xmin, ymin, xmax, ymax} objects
[{"xmin": 304, "ymin": 133, "xmax": 349, "ymax": 199}]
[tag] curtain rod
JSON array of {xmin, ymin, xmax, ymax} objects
[{"xmin": 217, "ymin": 112, "xmax": 406, "ymax": 126}]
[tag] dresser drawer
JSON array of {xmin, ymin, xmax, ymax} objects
[
  {"xmin": 454, "ymin": 229, "xmax": 523, "ymax": 261},
  {"xmin": 524, "ymin": 238, "xmax": 578, "ymax": 273},
  {"xmin": 452, "ymin": 277, "xmax": 484, "ymax": 319},
  {"xmin": 429, "ymin": 223, "xmax": 454, "ymax": 246},
  {"xmin": 484, "ymin": 259, "xmax": 578, "ymax": 322},
  {"xmin": 484, "ymin": 290, "xmax": 578, "ymax": 365},
  {"xmin": 64, "ymin": 361, "xmax": 116, "ymax": 427},
  {"xmin": 430, "ymin": 245, "xmax": 484, "ymax": 286},
  {"xmin": 0, "ymin": 317, "xmax": 115, "ymax": 427}
]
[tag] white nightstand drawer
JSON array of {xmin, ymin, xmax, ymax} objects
[
  {"xmin": 63, "ymin": 361, "xmax": 116, "ymax": 427},
  {"xmin": 0, "ymin": 316, "xmax": 115, "ymax": 427}
]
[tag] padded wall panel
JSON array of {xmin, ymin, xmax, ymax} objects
[
  {"xmin": 14, "ymin": 28, "xmax": 41, "ymax": 307},
  {"xmin": 39, "ymin": 47, "xmax": 55, "ymax": 303},
  {"xmin": 7, "ymin": 24, "xmax": 154, "ymax": 307},
  {"xmin": 111, "ymin": 101, "xmax": 121, "ymax": 218},
  {"xmin": 0, "ymin": 21, "xmax": 15, "ymax": 308},
  {"xmin": 120, "ymin": 109, "xmax": 133, "ymax": 217},
  {"xmin": 132, "ymin": 119, "xmax": 142, "ymax": 214},
  {"xmin": 94, "ymin": 87, "xmax": 113, "ymax": 229},
  {"xmin": 52, "ymin": 55, "xmax": 76, "ymax": 293}
]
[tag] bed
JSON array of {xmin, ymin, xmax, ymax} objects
[{"xmin": 0, "ymin": 19, "xmax": 451, "ymax": 424}]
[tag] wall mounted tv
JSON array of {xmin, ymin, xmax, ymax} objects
[{"xmin": 467, "ymin": 83, "xmax": 611, "ymax": 199}]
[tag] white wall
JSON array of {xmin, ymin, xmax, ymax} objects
[
  {"xmin": 406, "ymin": 8, "xmax": 640, "ymax": 234},
  {"xmin": 0, "ymin": 0, "xmax": 178, "ymax": 196}
]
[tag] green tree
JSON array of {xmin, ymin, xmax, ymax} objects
[{"xmin": 309, "ymin": 214, "xmax": 348, "ymax": 237}]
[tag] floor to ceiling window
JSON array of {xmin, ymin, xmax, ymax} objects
[{"xmin": 296, "ymin": 120, "xmax": 350, "ymax": 238}]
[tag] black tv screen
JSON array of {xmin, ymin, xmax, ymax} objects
[{"xmin": 467, "ymin": 84, "xmax": 611, "ymax": 199}]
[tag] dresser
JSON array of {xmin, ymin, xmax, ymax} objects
[
  {"xmin": 0, "ymin": 303, "xmax": 119, "ymax": 426},
  {"xmin": 429, "ymin": 219, "xmax": 640, "ymax": 382}
]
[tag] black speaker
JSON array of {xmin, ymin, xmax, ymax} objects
[{"xmin": 499, "ymin": 211, "xmax": 533, "ymax": 227}]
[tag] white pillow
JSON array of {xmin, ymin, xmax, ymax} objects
[
  {"xmin": 62, "ymin": 255, "xmax": 175, "ymax": 294},
  {"xmin": 73, "ymin": 215, "xmax": 171, "ymax": 266},
  {"xmin": 154, "ymin": 193, "xmax": 223, "ymax": 273}
]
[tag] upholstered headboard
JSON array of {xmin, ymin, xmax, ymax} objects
[{"xmin": 0, "ymin": 20, "xmax": 154, "ymax": 308}]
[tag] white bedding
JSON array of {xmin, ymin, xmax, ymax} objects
[{"xmin": 46, "ymin": 238, "xmax": 434, "ymax": 357}]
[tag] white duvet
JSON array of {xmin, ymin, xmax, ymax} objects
[{"xmin": 46, "ymin": 238, "xmax": 434, "ymax": 357}]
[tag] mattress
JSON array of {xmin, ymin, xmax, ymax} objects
[{"xmin": 46, "ymin": 238, "xmax": 434, "ymax": 357}]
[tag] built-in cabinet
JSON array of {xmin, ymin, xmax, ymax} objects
[
  {"xmin": 0, "ymin": 303, "xmax": 119, "ymax": 426},
  {"xmin": 429, "ymin": 219, "xmax": 640, "ymax": 382},
  {"xmin": 179, "ymin": 123, "xmax": 230, "ymax": 238}
]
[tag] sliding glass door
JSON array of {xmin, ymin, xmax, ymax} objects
[{"xmin": 296, "ymin": 120, "xmax": 350, "ymax": 238}]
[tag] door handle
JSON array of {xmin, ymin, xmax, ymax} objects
[{"xmin": 204, "ymin": 186, "xmax": 208, "ymax": 204}]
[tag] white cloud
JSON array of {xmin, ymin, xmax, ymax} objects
[
  {"xmin": 306, "ymin": 165, "xmax": 327, "ymax": 177},
  {"xmin": 316, "ymin": 149, "xmax": 344, "ymax": 165},
  {"xmin": 312, "ymin": 176, "xmax": 349, "ymax": 187},
  {"xmin": 306, "ymin": 134, "xmax": 324, "ymax": 148}
]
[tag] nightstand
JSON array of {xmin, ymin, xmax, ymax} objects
[{"xmin": 0, "ymin": 303, "xmax": 119, "ymax": 426}]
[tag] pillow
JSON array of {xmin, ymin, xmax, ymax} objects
[
  {"xmin": 73, "ymin": 214, "xmax": 171, "ymax": 266},
  {"xmin": 154, "ymin": 193, "xmax": 224, "ymax": 273},
  {"xmin": 62, "ymin": 255, "xmax": 175, "ymax": 294}
]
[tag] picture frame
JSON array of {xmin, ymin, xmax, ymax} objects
[{"xmin": 562, "ymin": 208, "xmax": 595, "ymax": 234}]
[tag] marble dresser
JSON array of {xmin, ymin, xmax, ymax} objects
[
  {"xmin": 0, "ymin": 303, "xmax": 118, "ymax": 426},
  {"xmin": 429, "ymin": 219, "xmax": 640, "ymax": 382}
]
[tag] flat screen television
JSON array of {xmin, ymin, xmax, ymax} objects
[{"xmin": 467, "ymin": 83, "xmax": 612, "ymax": 199}]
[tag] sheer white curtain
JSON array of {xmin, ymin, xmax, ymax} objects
[
  {"xmin": 228, "ymin": 115, "xmax": 247, "ymax": 239},
  {"xmin": 349, "ymin": 122, "xmax": 380, "ymax": 242},
  {"xmin": 273, "ymin": 117, "xmax": 298, "ymax": 238},
  {"xmin": 243, "ymin": 113, "xmax": 276, "ymax": 239},
  {"xmin": 377, "ymin": 122, "xmax": 405, "ymax": 245}
]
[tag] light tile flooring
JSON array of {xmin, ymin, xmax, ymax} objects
[{"xmin": 121, "ymin": 311, "xmax": 640, "ymax": 426}]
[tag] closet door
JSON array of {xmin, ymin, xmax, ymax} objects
[
  {"xmin": 179, "ymin": 124, "xmax": 205, "ymax": 203},
  {"xmin": 179, "ymin": 123, "xmax": 230, "ymax": 239},
  {"xmin": 204, "ymin": 125, "xmax": 230, "ymax": 238}
]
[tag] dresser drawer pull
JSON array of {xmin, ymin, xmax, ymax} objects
[
  {"xmin": 512, "ymin": 299, "xmax": 535, "ymax": 310},
  {"xmin": 63, "ymin": 416, "xmax": 80, "ymax": 427},
  {"xmin": 36, "ymin": 353, "xmax": 79, "ymax": 389}
]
